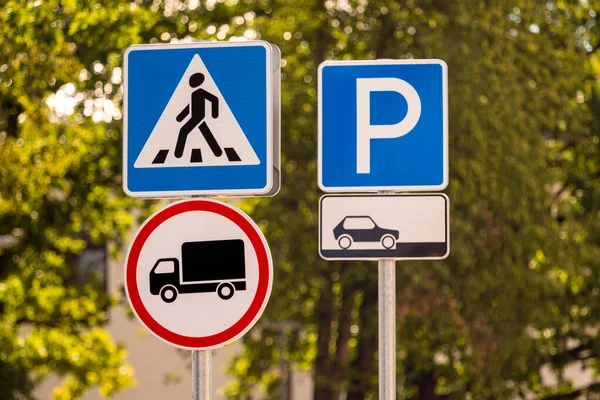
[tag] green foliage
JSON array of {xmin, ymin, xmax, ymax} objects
[
  {"xmin": 0, "ymin": 1, "xmax": 154, "ymax": 398},
  {"xmin": 2, "ymin": 0, "xmax": 600, "ymax": 399},
  {"xmin": 214, "ymin": 0, "xmax": 600, "ymax": 399}
]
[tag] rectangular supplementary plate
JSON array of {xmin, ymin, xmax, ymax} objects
[{"xmin": 319, "ymin": 194, "xmax": 450, "ymax": 260}]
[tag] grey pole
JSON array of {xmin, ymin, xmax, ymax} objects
[
  {"xmin": 192, "ymin": 350, "xmax": 212, "ymax": 400},
  {"xmin": 379, "ymin": 259, "xmax": 396, "ymax": 400}
]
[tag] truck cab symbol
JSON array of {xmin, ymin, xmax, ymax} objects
[
  {"xmin": 333, "ymin": 216, "xmax": 399, "ymax": 250},
  {"xmin": 149, "ymin": 239, "xmax": 247, "ymax": 303}
]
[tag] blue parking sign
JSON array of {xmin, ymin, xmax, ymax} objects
[
  {"xmin": 124, "ymin": 41, "xmax": 280, "ymax": 198},
  {"xmin": 318, "ymin": 60, "xmax": 448, "ymax": 192}
]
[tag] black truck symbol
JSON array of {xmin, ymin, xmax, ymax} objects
[
  {"xmin": 333, "ymin": 216, "xmax": 399, "ymax": 250},
  {"xmin": 149, "ymin": 239, "xmax": 246, "ymax": 303}
]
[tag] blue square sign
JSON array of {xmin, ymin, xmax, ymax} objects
[
  {"xmin": 318, "ymin": 60, "xmax": 448, "ymax": 192},
  {"xmin": 124, "ymin": 41, "xmax": 280, "ymax": 198}
]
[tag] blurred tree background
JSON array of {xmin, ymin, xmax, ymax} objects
[
  {"xmin": 1, "ymin": 0, "xmax": 600, "ymax": 399},
  {"xmin": 0, "ymin": 1, "xmax": 152, "ymax": 398}
]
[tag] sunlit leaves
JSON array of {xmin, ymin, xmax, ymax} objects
[
  {"xmin": 2, "ymin": 0, "xmax": 600, "ymax": 399},
  {"xmin": 201, "ymin": 0, "xmax": 600, "ymax": 398},
  {"xmin": 0, "ymin": 1, "xmax": 151, "ymax": 399}
]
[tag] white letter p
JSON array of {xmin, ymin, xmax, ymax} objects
[{"xmin": 356, "ymin": 78, "xmax": 421, "ymax": 174}]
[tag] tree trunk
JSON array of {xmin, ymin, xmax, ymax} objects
[
  {"xmin": 347, "ymin": 276, "xmax": 378, "ymax": 400},
  {"xmin": 2, "ymin": 97, "xmax": 22, "ymax": 138},
  {"xmin": 313, "ymin": 278, "xmax": 334, "ymax": 400},
  {"xmin": 330, "ymin": 267, "xmax": 356, "ymax": 399},
  {"xmin": 416, "ymin": 369, "xmax": 437, "ymax": 400}
]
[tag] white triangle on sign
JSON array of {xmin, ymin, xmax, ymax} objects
[{"xmin": 134, "ymin": 54, "xmax": 260, "ymax": 168}]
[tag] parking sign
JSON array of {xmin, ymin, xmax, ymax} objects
[{"xmin": 318, "ymin": 60, "xmax": 448, "ymax": 192}]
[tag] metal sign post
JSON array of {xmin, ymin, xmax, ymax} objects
[
  {"xmin": 318, "ymin": 194, "xmax": 450, "ymax": 399},
  {"xmin": 124, "ymin": 199, "xmax": 273, "ymax": 400},
  {"xmin": 379, "ymin": 259, "xmax": 396, "ymax": 400},
  {"xmin": 318, "ymin": 58, "xmax": 449, "ymax": 400},
  {"xmin": 192, "ymin": 350, "xmax": 212, "ymax": 400},
  {"xmin": 123, "ymin": 40, "xmax": 280, "ymax": 400}
]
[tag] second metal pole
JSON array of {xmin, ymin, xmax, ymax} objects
[
  {"xmin": 379, "ymin": 259, "xmax": 396, "ymax": 400},
  {"xmin": 192, "ymin": 350, "xmax": 212, "ymax": 400}
]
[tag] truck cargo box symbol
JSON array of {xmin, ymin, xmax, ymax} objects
[{"xmin": 149, "ymin": 239, "xmax": 246, "ymax": 303}]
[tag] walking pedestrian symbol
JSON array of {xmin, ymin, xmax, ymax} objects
[
  {"xmin": 124, "ymin": 41, "xmax": 280, "ymax": 198},
  {"xmin": 134, "ymin": 54, "xmax": 260, "ymax": 168}
]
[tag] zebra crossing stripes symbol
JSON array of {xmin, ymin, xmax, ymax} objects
[
  {"xmin": 151, "ymin": 147, "xmax": 241, "ymax": 165},
  {"xmin": 134, "ymin": 54, "xmax": 260, "ymax": 169}
]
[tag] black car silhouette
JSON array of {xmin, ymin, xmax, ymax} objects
[{"xmin": 333, "ymin": 216, "xmax": 399, "ymax": 250}]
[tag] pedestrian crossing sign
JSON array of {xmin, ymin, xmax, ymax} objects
[{"xmin": 123, "ymin": 41, "xmax": 280, "ymax": 198}]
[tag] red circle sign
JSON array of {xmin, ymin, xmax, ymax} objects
[{"xmin": 124, "ymin": 199, "xmax": 273, "ymax": 350}]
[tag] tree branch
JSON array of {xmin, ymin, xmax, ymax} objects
[
  {"xmin": 550, "ymin": 343, "xmax": 597, "ymax": 364},
  {"xmin": 542, "ymin": 382, "xmax": 600, "ymax": 399}
]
